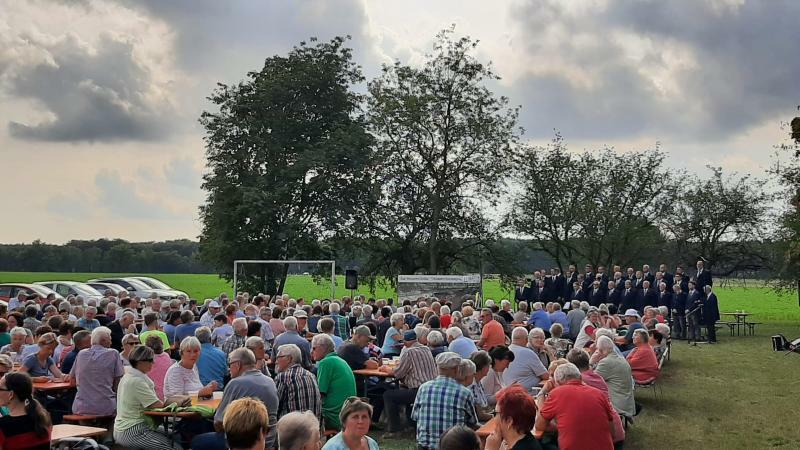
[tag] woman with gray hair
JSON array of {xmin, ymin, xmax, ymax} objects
[
  {"xmin": 321, "ymin": 397, "xmax": 379, "ymax": 450},
  {"xmin": 0, "ymin": 327, "xmax": 28, "ymax": 364},
  {"xmin": 120, "ymin": 333, "xmax": 140, "ymax": 366},
  {"xmin": 277, "ymin": 411, "xmax": 321, "ymax": 450},
  {"xmin": 114, "ymin": 345, "xmax": 177, "ymax": 450},
  {"xmin": 245, "ymin": 336, "xmax": 270, "ymax": 376},
  {"xmin": 381, "ymin": 313, "xmax": 406, "ymax": 357},
  {"xmin": 163, "ymin": 336, "xmax": 217, "ymax": 398}
]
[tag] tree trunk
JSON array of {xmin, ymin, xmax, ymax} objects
[{"xmin": 277, "ymin": 263, "xmax": 290, "ymax": 295}]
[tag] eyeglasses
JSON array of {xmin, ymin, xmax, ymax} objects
[
  {"xmin": 141, "ymin": 359, "xmax": 154, "ymax": 363},
  {"xmin": 276, "ymin": 355, "xmax": 289, "ymax": 360}
]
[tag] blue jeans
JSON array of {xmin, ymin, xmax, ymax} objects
[{"xmin": 191, "ymin": 431, "xmax": 226, "ymax": 450}]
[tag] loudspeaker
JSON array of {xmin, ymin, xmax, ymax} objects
[{"xmin": 345, "ymin": 269, "xmax": 358, "ymax": 290}]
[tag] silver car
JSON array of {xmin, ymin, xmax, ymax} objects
[{"xmin": 34, "ymin": 281, "xmax": 103, "ymax": 301}]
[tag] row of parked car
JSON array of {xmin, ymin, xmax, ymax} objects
[{"xmin": 0, "ymin": 276, "xmax": 189, "ymax": 305}]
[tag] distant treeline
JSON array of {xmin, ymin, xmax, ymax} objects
[{"xmin": 0, "ymin": 239, "xmax": 212, "ymax": 273}]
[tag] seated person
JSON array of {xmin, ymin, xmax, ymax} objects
[
  {"xmin": 0, "ymin": 372, "xmax": 52, "ymax": 449},
  {"xmin": 71, "ymin": 327, "xmax": 125, "ymax": 416},
  {"xmin": 626, "ymin": 329, "xmax": 660, "ymax": 383},
  {"xmin": 163, "ymin": 336, "xmax": 217, "ymax": 399},
  {"xmin": 544, "ymin": 323, "xmax": 572, "ymax": 359},
  {"xmin": 503, "ymin": 327, "xmax": 548, "ymax": 391},
  {"xmin": 427, "ymin": 330, "xmax": 448, "ymax": 357},
  {"xmin": 19, "ymin": 332, "xmax": 65, "ymax": 383}
]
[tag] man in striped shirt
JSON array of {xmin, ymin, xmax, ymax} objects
[
  {"xmin": 380, "ymin": 330, "xmax": 438, "ymax": 435},
  {"xmin": 274, "ymin": 343, "xmax": 322, "ymax": 422}
]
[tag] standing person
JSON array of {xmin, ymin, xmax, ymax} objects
[
  {"xmin": 312, "ymin": 334, "xmax": 356, "ymax": 431},
  {"xmin": 329, "ymin": 303, "xmax": 350, "ymax": 342},
  {"xmin": 672, "ymin": 284, "xmax": 687, "ymax": 339},
  {"xmin": 514, "ymin": 279, "xmax": 531, "ymax": 304},
  {"xmin": 563, "ymin": 265, "xmax": 578, "ymax": 300},
  {"xmin": 686, "ymin": 281, "xmax": 703, "ymax": 342},
  {"xmin": 694, "ymin": 259, "xmax": 713, "ymax": 292},
  {"xmin": 412, "ymin": 352, "xmax": 478, "ymax": 450},
  {"xmin": 703, "ymin": 286, "xmax": 720, "ymax": 344},
  {"xmin": 0, "ymin": 372, "xmax": 52, "ymax": 449}
]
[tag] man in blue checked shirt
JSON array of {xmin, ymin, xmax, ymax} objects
[
  {"xmin": 411, "ymin": 352, "xmax": 479, "ymax": 450},
  {"xmin": 329, "ymin": 302, "xmax": 350, "ymax": 341}
]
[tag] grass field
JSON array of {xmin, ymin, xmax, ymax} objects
[{"xmin": 2, "ymin": 271, "xmax": 800, "ymax": 449}]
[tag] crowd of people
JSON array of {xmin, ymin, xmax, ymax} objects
[{"xmin": 0, "ymin": 259, "xmax": 718, "ymax": 449}]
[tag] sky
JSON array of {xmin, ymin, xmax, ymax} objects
[{"xmin": 1, "ymin": 0, "xmax": 798, "ymax": 244}]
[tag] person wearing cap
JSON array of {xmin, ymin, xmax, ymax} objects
[
  {"xmin": 293, "ymin": 309, "xmax": 313, "ymax": 339},
  {"xmin": 616, "ymin": 309, "xmax": 644, "ymax": 353},
  {"xmin": 200, "ymin": 300, "xmax": 222, "ymax": 329},
  {"xmin": 380, "ymin": 330, "xmax": 438, "ymax": 436},
  {"xmin": 412, "ymin": 352, "xmax": 478, "ymax": 450},
  {"xmin": 337, "ymin": 325, "xmax": 385, "ymax": 423}
]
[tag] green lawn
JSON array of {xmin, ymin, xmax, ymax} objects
[{"xmin": 2, "ymin": 272, "xmax": 799, "ymax": 448}]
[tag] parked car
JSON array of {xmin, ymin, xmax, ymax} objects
[
  {"xmin": 87, "ymin": 277, "xmax": 178, "ymax": 301},
  {"xmin": 86, "ymin": 282, "xmax": 129, "ymax": 297},
  {"xmin": 34, "ymin": 281, "xmax": 103, "ymax": 301},
  {"xmin": 129, "ymin": 276, "xmax": 189, "ymax": 299},
  {"xmin": 0, "ymin": 283, "xmax": 64, "ymax": 304}
]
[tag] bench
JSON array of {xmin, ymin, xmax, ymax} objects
[
  {"xmin": 715, "ymin": 321, "xmax": 736, "ymax": 336},
  {"xmin": 62, "ymin": 414, "xmax": 114, "ymax": 426},
  {"xmin": 745, "ymin": 322, "xmax": 761, "ymax": 336}
]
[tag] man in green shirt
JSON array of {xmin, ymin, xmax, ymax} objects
[
  {"xmin": 312, "ymin": 333, "xmax": 356, "ymax": 430},
  {"xmin": 138, "ymin": 312, "xmax": 170, "ymax": 349}
]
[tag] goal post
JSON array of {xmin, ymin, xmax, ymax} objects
[{"xmin": 233, "ymin": 260, "xmax": 336, "ymax": 299}]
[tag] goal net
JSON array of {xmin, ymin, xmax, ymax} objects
[{"xmin": 233, "ymin": 260, "xmax": 336, "ymax": 300}]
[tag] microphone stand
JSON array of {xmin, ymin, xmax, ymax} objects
[{"xmin": 686, "ymin": 305, "xmax": 704, "ymax": 346}]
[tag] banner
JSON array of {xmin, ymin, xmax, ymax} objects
[{"xmin": 396, "ymin": 274, "xmax": 482, "ymax": 309}]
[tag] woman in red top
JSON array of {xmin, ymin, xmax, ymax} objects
[
  {"xmin": 440, "ymin": 305, "xmax": 452, "ymax": 329},
  {"xmin": 0, "ymin": 372, "xmax": 51, "ymax": 450},
  {"xmin": 626, "ymin": 328, "xmax": 660, "ymax": 383}
]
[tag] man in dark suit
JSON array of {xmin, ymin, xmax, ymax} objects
[
  {"xmin": 657, "ymin": 282, "xmax": 673, "ymax": 312},
  {"xmin": 552, "ymin": 268, "xmax": 566, "ymax": 302},
  {"xmin": 611, "ymin": 271, "xmax": 624, "ymax": 292},
  {"xmin": 625, "ymin": 267, "xmax": 635, "ymax": 283},
  {"xmin": 633, "ymin": 270, "xmax": 645, "ymax": 290},
  {"xmin": 675, "ymin": 271, "xmax": 689, "ymax": 294},
  {"xmin": 686, "ymin": 281, "xmax": 704, "ymax": 341},
  {"xmin": 541, "ymin": 269, "xmax": 554, "ymax": 301},
  {"xmin": 514, "ymin": 278, "xmax": 531, "ymax": 303},
  {"xmin": 621, "ymin": 280, "xmax": 638, "ymax": 311},
  {"xmin": 569, "ymin": 282, "xmax": 585, "ymax": 302},
  {"xmin": 660, "ymin": 264, "xmax": 674, "ymax": 293},
  {"xmin": 672, "ymin": 284, "xmax": 687, "ymax": 339},
  {"xmin": 564, "ymin": 265, "xmax": 578, "ymax": 300},
  {"xmin": 695, "ymin": 260, "xmax": 713, "ymax": 293},
  {"xmin": 642, "ymin": 264, "xmax": 655, "ymax": 285},
  {"xmin": 582, "ymin": 264, "xmax": 595, "ymax": 292},
  {"xmin": 641, "ymin": 280, "xmax": 658, "ymax": 310},
  {"xmin": 596, "ymin": 266, "xmax": 610, "ymax": 292},
  {"xmin": 589, "ymin": 280, "xmax": 605, "ymax": 307},
  {"xmin": 703, "ymin": 285, "xmax": 720, "ymax": 343},
  {"xmin": 606, "ymin": 281, "xmax": 621, "ymax": 308}
]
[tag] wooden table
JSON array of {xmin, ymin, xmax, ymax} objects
[
  {"xmin": 721, "ymin": 312, "xmax": 753, "ymax": 336},
  {"xmin": 353, "ymin": 361, "xmax": 399, "ymax": 397},
  {"xmin": 33, "ymin": 380, "xmax": 74, "ymax": 392},
  {"xmin": 143, "ymin": 396, "xmax": 222, "ymax": 418},
  {"xmin": 51, "ymin": 424, "xmax": 107, "ymax": 443}
]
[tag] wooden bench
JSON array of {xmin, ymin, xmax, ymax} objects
[
  {"xmin": 62, "ymin": 414, "xmax": 114, "ymax": 426},
  {"xmin": 715, "ymin": 321, "xmax": 736, "ymax": 336},
  {"xmin": 745, "ymin": 322, "xmax": 761, "ymax": 336}
]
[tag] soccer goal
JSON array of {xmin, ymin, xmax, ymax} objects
[{"xmin": 232, "ymin": 260, "xmax": 336, "ymax": 299}]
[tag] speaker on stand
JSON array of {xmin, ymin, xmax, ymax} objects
[{"xmin": 345, "ymin": 269, "xmax": 358, "ymax": 298}]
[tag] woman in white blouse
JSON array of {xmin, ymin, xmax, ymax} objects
[
  {"xmin": 163, "ymin": 336, "xmax": 217, "ymax": 399},
  {"xmin": 480, "ymin": 345, "xmax": 515, "ymax": 406}
]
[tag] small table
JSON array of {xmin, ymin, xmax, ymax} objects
[
  {"xmin": 721, "ymin": 312, "xmax": 753, "ymax": 336},
  {"xmin": 51, "ymin": 424, "xmax": 107, "ymax": 443},
  {"xmin": 353, "ymin": 361, "xmax": 399, "ymax": 397},
  {"xmin": 33, "ymin": 380, "xmax": 74, "ymax": 392},
  {"xmin": 144, "ymin": 396, "xmax": 222, "ymax": 438}
]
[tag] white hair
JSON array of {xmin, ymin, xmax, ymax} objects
[
  {"xmin": 283, "ymin": 316, "xmax": 298, "ymax": 331},
  {"xmin": 414, "ymin": 324, "xmax": 430, "ymax": 340},
  {"xmin": 195, "ymin": 326, "xmax": 212, "ymax": 344},
  {"xmin": 427, "ymin": 330, "xmax": 445, "ymax": 347},
  {"xmin": 277, "ymin": 343, "xmax": 302, "ymax": 365},
  {"xmin": 329, "ymin": 302, "xmax": 341, "ymax": 313},
  {"xmin": 10, "ymin": 327, "xmax": 27, "ymax": 338},
  {"xmin": 390, "ymin": 313, "xmax": 405, "ymax": 325},
  {"xmin": 362, "ymin": 305, "xmax": 372, "ymax": 317},
  {"xmin": 596, "ymin": 335, "xmax": 615, "ymax": 354},
  {"xmin": 655, "ymin": 323, "xmax": 670, "ymax": 337},
  {"xmin": 277, "ymin": 411, "xmax": 320, "ymax": 450},
  {"xmin": 528, "ymin": 327, "xmax": 545, "ymax": 339},
  {"xmin": 485, "ymin": 299, "xmax": 495, "ymax": 308},
  {"xmin": 594, "ymin": 328, "xmax": 616, "ymax": 341},
  {"xmin": 500, "ymin": 300, "xmax": 510, "ymax": 308},
  {"xmin": 440, "ymin": 305, "xmax": 450, "ymax": 315},
  {"xmin": 245, "ymin": 336, "xmax": 265, "ymax": 350},
  {"xmin": 532, "ymin": 302, "xmax": 543, "ymax": 311},
  {"xmin": 91, "ymin": 326, "xmax": 112, "ymax": 345},
  {"xmin": 180, "ymin": 336, "xmax": 201, "ymax": 353},
  {"xmin": 512, "ymin": 326, "xmax": 529, "ymax": 341},
  {"xmin": 232, "ymin": 317, "xmax": 247, "ymax": 331},
  {"xmin": 311, "ymin": 333, "xmax": 335, "ymax": 354},
  {"xmin": 457, "ymin": 358, "xmax": 476, "ymax": 380},
  {"xmin": 554, "ymin": 362, "xmax": 582, "ymax": 384},
  {"xmin": 445, "ymin": 327, "xmax": 463, "ymax": 340}
]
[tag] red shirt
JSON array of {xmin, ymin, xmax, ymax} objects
[
  {"xmin": 440, "ymin": 314, "xmax": 452, "ymax": 328},
  {"xmin": 481, "ymin": 320, "xmax": 505, "ymax": 350},
  {"xmin": 540, "ymin": 380, "xmax": 614, "ymax": 450},
  {"xmin": 627, "ymin": 344, "xmax": 660, "ymax": 383}
]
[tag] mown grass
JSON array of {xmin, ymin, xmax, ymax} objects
[{"xmin": 2, "ymin": 272, "xmax": 799, "ymax": 448}]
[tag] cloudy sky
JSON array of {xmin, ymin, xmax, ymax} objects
[{"xmin": 1, "ymin": 0, "xmax": 797, "ymax": 244}]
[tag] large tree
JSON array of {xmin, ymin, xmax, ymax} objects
[
  {"xmin": 507, "ymin": 138, "xmax": 675, "ymax": 270},
  {"xmin": 663, "ymin": 167, "xmax": 770, "ymax": 276},
  {"xmin": 772, "ymin": 113, "xmax": 800, "ymax": 291},
  {"xmin": 199, "ymin": 37, "xmax": 374, "ymax": 295},
  {"xmin": 356, "ymin": 28, "xmax": 520, "ymax": 281}
]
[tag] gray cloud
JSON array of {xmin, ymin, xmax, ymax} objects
[
  {"xmin": 164, "ymin": 156, "xmax": 201, "ymax": 189},
  {"xmin": 3, "ymin": 32, "xmax": 175, "ymax": 142},
  {"xmin": 95, "ymin": 170, "xmax": 181, "ymax": 219},
  {"xmin": 506, "ymin": 0, "xmax": 800, "ymax": 141}
]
